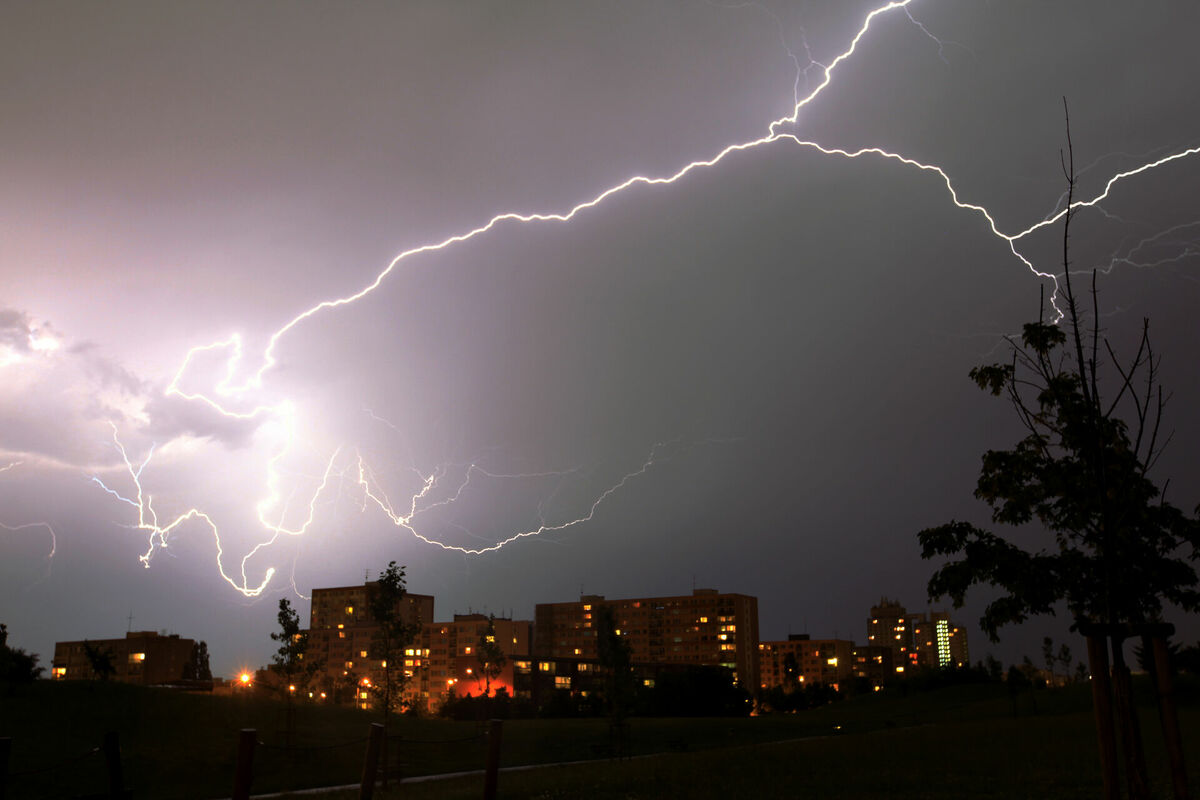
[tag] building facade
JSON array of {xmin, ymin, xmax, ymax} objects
[
  {"xmin": 867, "ymin": 598, "xmax": 968, "ymax": 672},
  {"xmin": 413, "ymin": 613, "xmax": 532, "ymax": 713},
  {"xmin": 52, "ymin": 631, "xmax": 195, "ymax": 685},
  {"xmin": 757, "ymin": 635, "xmax": 856, "ymax": 691},
  {"xmin": 305, "ymin": 582, "xmax": 435, "ymax": 708},
  {"xmin": 534, "ymin": 588, "xmax": 759, "ymax": 689}
]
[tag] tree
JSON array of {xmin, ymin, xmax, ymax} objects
[
  {"xmin": 271, "ymin": 598, "xmax": 319, "ymax": 749},
  {"xmin": 1042, "ymin": 637, "xmax": 1057, "ymax": 686},
  {"xmin": 595, "ymin": 604, "xmax": 636, "ymax": 753},
  {"xmin": 83, "ymin": 640, "xmax": 116, "ymax": 681},
  {"xmin": 474, "ymin": 614, "xmax": 506, "ymax": 698},
  {"xmin": 1057, "ymin": 643, "xmax": 1073, "ymax": 684},
  {"xmin": 367, "ymin": 561, "xmax": 419, "ymax": 727},
  {"xmin": 918, "ymin": 111, "xmax": 1199, "ymax": 800},
  {"xmin": 0, "ymin": 623, "xmax": 44, "ymax": 684},
  {"xmin": 183, "ymin": 640, "xmax": 212, "ymax": 681},
  {"xmin": 270, "ymin": 599, "xmax": 316, "ymax": 693}
]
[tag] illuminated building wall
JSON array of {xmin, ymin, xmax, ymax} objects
[
  {"xmin": 757, "ymin": 636, "xmax": 856, "ymax": 691},
  {"xmin": 306, "ymin": 583, "xmax": 435, "ymax": 708},
  {"xmin": 415, "ymin": 613, "xmax": 532, "ymax": 713},
  {"xmin": 866, "ymin": 598, "xmax": 968, "ymax": 673},
  {"xmin": 51, "ymin": 631, "xmax": 195, "ymax": 685},
  {"xmin": 534, "ymin": 588, "xmax": 759, "ymax": 689},
  {"xmin": 850, "ymin": 644, "xmax": 894, "ymax": 687}
]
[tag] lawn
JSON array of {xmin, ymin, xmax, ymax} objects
[{"xmin": 2, "ymin": 677, "xmax": 1194, "ymax": 798}]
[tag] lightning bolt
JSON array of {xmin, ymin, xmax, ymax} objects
[
  {"xmin": 0, "ymin": 461, "xmax": 57, "ymax": 575},
  {"xmin": 92, "ymin": 423, "xmax": 338, "ymax": 596},
  {"xmin": 93, "ymin": 0, "xmax": 1200, "ymax": 596}
]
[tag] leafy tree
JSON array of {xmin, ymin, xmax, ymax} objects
[
  {"xmin": 183, "ymin": 640, "xmax": 212, "ymax": 681},
  {"xmin": 1057, "ymin": 643, "xmax": 1073, "ymax": 684},
  {"xmin": 367, "ymin": 561, "xmax": 419, "ymax": 727},
  {"xmin": 0, "ymin": 623, "xmax": 44, "ymax": 683},
  {"xmin": 781, "ymin": 652, "xmax": 801, "ymax": 691},
  {"xmin": 83, "ymin": 640, "xmax": 116, "ymax": 681},
  {"xmin": 1042, "ymin": 637, "xmax": 1057, "ymax": 685},
  {"xmin": 270, "ymin": 599, "xmax": 316, "ymax": 693},
  {"xmin": 595, "ymin": 604, "xmax": 636, "ymax": 752},
  {"xmin": 918, "ymin": 116, "xmax": 1199, "ymax": 799},
  {"xmin": 474, "ymin": 614, "xmax": 506, "ymax": 697},
  {"xmin": 271, "ymin": 598, "xmax": 319, "ymax": 748}
]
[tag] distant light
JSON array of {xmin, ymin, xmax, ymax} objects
[{"xmin": 239, "ymin": 672, "xmax": 251, "ymax": 685}]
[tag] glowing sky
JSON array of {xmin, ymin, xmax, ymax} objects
[{"xmin": 3, "ymin": 0, "xmax": 1199, "ymax": 678}]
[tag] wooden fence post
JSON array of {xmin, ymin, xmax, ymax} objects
[
  {"xmin": 483, "ymin": 719, "xmax": 503, "ymax": 800},
  {"xmin": 1, "ymin": 736, "xmax": 10, "ymax": 800},
  {"xmin": 360, "ymin": 723, "xmax": 384, "ymax": 800},
  {"xmin": 102, "ymin": 731, "xmax": 124, "ymax": 799},
  {"xmin": 232, "ymin": 729, "xmax": 257, "ymax": 800}
]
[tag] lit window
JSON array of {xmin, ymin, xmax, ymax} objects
[
  {"xmin": 574, "ymin": 648, "xmax": 582, "ymax": 655},
  {"xmin": 464, "ymin": 646, "xmax": 472, "ymax": 654},
  {"xmin": 338, "ymin": 632, "xmax": 345, "ymax": 639},
  {"xmin": 360, "ymin": 650, "xmax": 368, "ymax": 658},
  {"xmin": 555, "ymin": 676, "xmax": 571, "ymax": 688},
  {"xmin": 699, "ymin": 616, "xmax": 708, "ymax": 623},
  {"xmin": 360, "ymin": 691, "xmax": 368, "ymax": 699},
  {"xmin": 52, "ymin": 667, "xmax": 67, "ymax": 678},
  {"xmin": 129, "ymin": 652, "xmax": 146, "ymax": 664},
  {"xmin": 465, "ymin": 668, "xmax": 473, "ymax": 675},
  {"xmin": 346, "ymin": 661, "xmax": 354, "ymax": 669},
  {"xmin": 538, "ymin": 661, "xmax": 553, "ymax": 672},
  {"xmin": 896, "ymin": 666, "xmax": 905, "ymax": 673},
  {"xmin": 345, "ymin": 606, "xmax": 354, "ymax": 614},
  {"xmin": 337, "ymin": 623, "xmax": 344, "ymax": 629},
  {"xmin": 827, "ymin": 657, "xmax": 838, "ymax": 666},
  {"xmin": 583, "ymin": 604, "xmax": 592, "ymax": 611}
]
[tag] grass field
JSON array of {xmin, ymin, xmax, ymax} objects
[{"xmin": 2, "ymin": 677, "xmax": 1195, "ymax": 798}]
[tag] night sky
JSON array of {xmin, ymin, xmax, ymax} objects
[{"xmin": 3, "ymin": 1, "xmax": 1199, "ymax": 679}]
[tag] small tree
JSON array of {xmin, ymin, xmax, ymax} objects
[
  {"xmin": 0, "ymin": 623, "xmax": 44, "ymax": 684},
  {"xmin": 367, "ymin": 561, "xmax": 419, "ymax": 728},
  {"xmin": 271, "ymin": 598, "xmax": 319, "ymax": 747},
  {"xmin": 183, "ymin": 640, "xmax": 212, "ymax": 681},
  {"xmin": 83, "ymin": 640, "xmax": 116, "ymax": 681},
  {"xmin": 271, "ymin": 599, "xmax": 315, "ymax": 693},
  {"xmin": 595, "ymin": 604, "xmax": 636, "ymax": 753},
  {"xmin": 475, "ymin": 614, "xmax": 507, "ymax": 698},
  {"xmin": 919, "ymin": 110, "xmax": 1199, "ymax": 800}
]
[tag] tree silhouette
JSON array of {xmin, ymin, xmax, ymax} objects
[
  {"xmin": 83, "ymin": 640, "xmax": 116, "ymax": 681},
  {"xmin": 183, "ymin": 640, "xmax": 212, "ymax": 681},
  {"xmin": 0, "ymin": 623, "xmax": 44, "ymax": 684},
  {"xmin": 367, "ymin": 561, "xmax": 419, "ymax": 728},
  {"xmin": 918, "ymin": 109, "xmax": 1199, "ymax": 800},
  {"xmin": 474, "ymin": 614, "xmax": 506, "ymax": 697}
]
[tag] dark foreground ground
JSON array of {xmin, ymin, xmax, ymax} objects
[{"xmin": 3, "ymin": 677, "xmax": 1196, "ymax": 799}]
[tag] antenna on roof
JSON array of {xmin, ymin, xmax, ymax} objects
[{"xmin": 126, "ymin": 611, "xmax": 134, "ymax": 632}]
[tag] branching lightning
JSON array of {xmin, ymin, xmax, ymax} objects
[
  {"xmin": 90, "ymin": 0, "xmax": 1200, "ymax": 596},
  {"xmin": 0, "ymin": 461, "xmax": 57, "ymax": 571}
]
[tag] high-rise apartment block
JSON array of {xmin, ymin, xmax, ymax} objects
[
  {"xmin": 534, "ymin": 588, "xmax": 759, "ymax": 689},
  {"xmin": 867, "ymin": 597, "xmax": 968, "ymax": 672}
]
